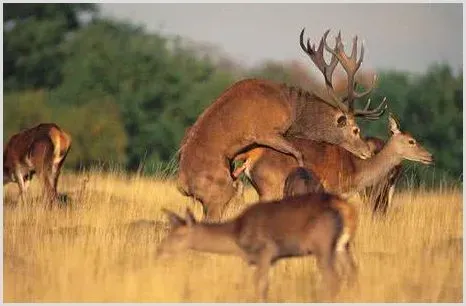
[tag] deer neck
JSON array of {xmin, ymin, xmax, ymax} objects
[
  {"xmin": 354, "ymin": 140, "xmax": 402, "ymax": 190},
  {"xmin": 190, "ymin": 222, "xmax": 241, "ymax": 256}
]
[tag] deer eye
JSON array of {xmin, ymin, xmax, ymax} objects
[
  {"xmin": 337, "ymin": 115, "xmax": 347, "ymax": 127},
  {"xmin": 408, "ymin": 139, "xmax": 416, "ymax": 145}
]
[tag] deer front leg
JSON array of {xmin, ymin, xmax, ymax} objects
[{"xmin": 254, "ymin": 135, "xmax": 304, "ymax": 167}]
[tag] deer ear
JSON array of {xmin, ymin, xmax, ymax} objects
[
  {"xmin": 388, "ymin": 113, "xmax": 401, "ymax": 135},
  {"xmin": 185, "ymin": 208, "xmax": 196, "ymax": 227},
  {"xmin": 162, "ymin": 208, "xmax": 185, "ymax": 228}
]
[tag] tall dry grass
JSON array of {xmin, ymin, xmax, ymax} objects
[{"xmin": 3, "ymin": 170, "xmax": 463, "ymax": 302}]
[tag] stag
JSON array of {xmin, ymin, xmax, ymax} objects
[
  {"xmin": 178, "ymin": 29, "xmax": 387, "ymax": 221},
  {"xmin": 157, "ymin": 191, "xmax": 358, "ymax": 301},
  {"xmin": 233, "ymin": 113, "xmax": 432, "ymax": 213},
  {"xmin": 3, "ymin": 123, "xmax": 72, "ymax": 203}
]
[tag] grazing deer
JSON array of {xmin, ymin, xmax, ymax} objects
[
  {"xmin": 283, "ymin": 167, "xmax": 325, "ymax": 197},
  {"xmin": 233, "ymin": 113, "xmax": 432, "ymax": 209},
  {"xmin": 178, "ymin": 29, "xmax": 387, "ymax": 221},
  {"xmin": 3, "ymin": 123, "xmax": 72, "ymax": 203},
  {"xmin": 157, "ymin": 192, "xmax": 358, "ymax": 301}
]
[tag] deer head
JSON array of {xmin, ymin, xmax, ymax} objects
[
  {"xmin": 387, "ymin": 113, "xmax": 434, "ymax": 165},
  {"xmin": 297, "ymin": 29, "xmax": 389, "ymax": 159},
  {"xmin": 156, "ymin": 208, "xmax": 197, "ymax": 259}
]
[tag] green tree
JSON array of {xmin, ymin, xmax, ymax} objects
[
  {"xmin": 52, "ymin": 19, "xmax": 234, "ymax": 171},
  {"xmin": 3, "ymin": 3, "xmax": 97, "ymax": 90}
]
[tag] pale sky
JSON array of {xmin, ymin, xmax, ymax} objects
[{"xmin": 99, "ymin": 3, "xmax": 463, "ymax": 74}]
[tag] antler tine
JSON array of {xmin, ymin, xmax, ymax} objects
[
  {"xmin": 299, "ymin": 28, "xmax": 348, "ymax": 112},
  {"xmin": 322, "ymin": 31, "xmax": 387, "ymax": 120},
  {"xmin": 352, "ymin": 74, "xmax": 377, "ymax": 101},
  {"xmin": 353, "ymin": 97, "xmax": 389, "ymax": 120},
  {"xmin": 323, "ymin": 31, "xmax": 362, "ymax": 107}
]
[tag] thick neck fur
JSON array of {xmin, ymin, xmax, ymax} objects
[
  {"xmin": 189, "ymin": 221, "xmax": 242, "ymax": 256},
  {"xmin": 354, "ymin": 138, "xmax": 402, "ymax": 190}
]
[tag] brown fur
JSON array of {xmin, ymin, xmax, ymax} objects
[
  {"xmin": 3, "ymin": 123, "xmax": 72, "ymax": 203},
  {"xmin": 283, "ymin": 166, "xmax": 324, "ymax": 197},
  {"xmin": 177, "ymin": 29, "xmax": 389, "ymax": 222},
  {"xmin": 157, "ymin": 192, "xmax": 358, "ymax": 301},
  {"xmin": 363, "ymin": 137, "xmax": 402, "ymax": 214},
  {"xmin": 178, "ymin": 79, "xmax": 371, "ymax": 221},
  {"xmin": 233, "ymin": 114, "xmax": 432, "ymax": 214}
]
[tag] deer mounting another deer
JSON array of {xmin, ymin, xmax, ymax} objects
[
  {"xmin": 178, "ymin": 29, "xmax": 387, "ymax": 221},
  {"xmin": 157, "ymin": 190, "xmax": 358, "ymax": 302},
  {"xmin": 3, "ymin": 123, "xmax": 72, "ymax": 204},
  {"xmin": 233, "ymin": 113, "xmax": 432, "ymax": 212}
]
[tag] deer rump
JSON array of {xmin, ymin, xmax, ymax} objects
[{"xmin": 3, "ymin": 123, "xmax": 72, "ymax": 202}]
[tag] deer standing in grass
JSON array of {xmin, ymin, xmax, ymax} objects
[
  {"xmin": 178, "ymin": 29, "xmax": 387, "ymax": 221},
  {"xmin": 233, "ymin": 113, "xmax": 432, "ymax": 212},
  {"xmin": 157, "ymin": 190, "xmax": 358, "ymax": 301},
  {"xmin": 3, "ymin": 123, "xmax": 72, "ymax": 203}
]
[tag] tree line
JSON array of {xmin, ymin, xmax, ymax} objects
[{"xmin": 3, "ymin": 4, "xmax": 462, "ymax": 187}]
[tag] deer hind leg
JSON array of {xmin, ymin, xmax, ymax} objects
[
  {"xmin": 336, "ymin": 242, "xmax": 358, "ymax": 288},
  {"xmin": 14, "ymin": 168, "xmax": 27, "ymax": 204},
  {"xmin": 32, "ymin": 142, "xmax": 57, "ymax": 203},
  {"xmin": 316, "ymin": 245, "xmax": 340, "ymax": 301},
  {"xmin": 254, "ymin": 134, "xmax": 304, "ymax": 167},
  {"xmin": 52, "ymin": 151, "xmax": 71, "ymax": 203},
  {"xmin": 253, "ymin": 244, "xmax": 276, "ymax": 302}
]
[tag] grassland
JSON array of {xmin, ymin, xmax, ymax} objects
[{"xmin": 3, "ymin": 170, "xmax": 463, "ymax": 302}]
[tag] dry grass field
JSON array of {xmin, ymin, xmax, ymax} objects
[{"xmin": 3, "ymin": 170, "xmax": 463, "ymax": 302}]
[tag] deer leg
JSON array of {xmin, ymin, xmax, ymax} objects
[
  {"xmin": 316, "ymin": 249, "xmax": 340, "ymax": 301},
  {"xmin": 53, "ymin": 147, "xmax": 71, "ymax": 203},
  {"xmin": 233, "ymin": 179, "xmax": 245, "ymax": 203},
  {"xmin": 34, "ymin": 159, "xmax": 56, "ymax": 204},
  {"xmin": 337, "ymin": 243, "xmax": 358, "ymax": 287},
  {"xmin": 203, "ymin": 180, "xmax": 236, "ymax": 222},
  {"xmin": 14, "ymin": 168, "xmax": 27, "ymax": 204},
  {"xmin": 254, "ymin": 245, "xmax": 275, "ymax": 302},
  {"xmin": 254, "ymin": 135, "xmax": 304, "ymax": 167}
]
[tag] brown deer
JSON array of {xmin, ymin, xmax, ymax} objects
[
  {"xmin": 233, "ymin": 113, "xmax": 432, "ymax": 210},
  {"xmin": 3, "ymin": 123, "xmax": 72, "ymax": 203},
  {"xmin": 157, "ymin": 191, "xmax": 358, "ymax": 301},
  {"xmin": 178, "ymin": 29, "xmax": 387, "ymax": 221},
  {"xmin": 280, "ymin": 137, "xmax": 402, "ymax": 214}
]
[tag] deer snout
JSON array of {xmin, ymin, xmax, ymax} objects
[{"xmin": 421, "ymin": 153, "xmax": 434, "ymax": 165}]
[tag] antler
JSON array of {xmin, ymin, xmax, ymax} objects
[
  {"xmin": 322, "ymin": 30, "xmax": 388, "ymax": 119},
  {"xmin": 300, "ymin": 28, "xmax": 388, "ymax": 119},
  {"xmin": 299, "ymin": 28, "xmax": 348, "ymax": 112},
  {"xmin": 353, "ymin": 97, "xmax": 388, "ymax": 120}
]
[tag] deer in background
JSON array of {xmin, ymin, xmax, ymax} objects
[
  {"xmin": 157, "ymin": 190, "xmax": 358, "ymax": 302},
  {"xmin": 3, "ymin": 123, "xmax": 72, "ymax": 204},
  {"xmin": 233, "ymin": 113, "xmax": 432, "ymax": 212},
  {"xmin": 178, "ymin": 28, "xmax": 387, "ymax": 221}
]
